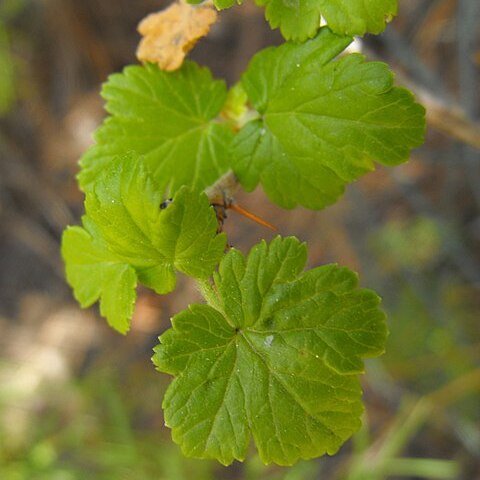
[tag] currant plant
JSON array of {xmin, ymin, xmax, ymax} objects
[{"xmin": 62, "ymin": 0, "xmax": 425, "ymax": 467}]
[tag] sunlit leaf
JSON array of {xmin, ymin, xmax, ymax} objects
[
  {"xmin": 154, "ymin": 237, "xmax": 387, "ymax": 464},
  {"xmin": 63, "ymin": 154, "xmax": 226, "ymax": 333},
  {"xmin": 78, "ymin": 62, "xmax": 233, "ymax": 194},
  {"xmin": 232, "ymin": 28, "xmax": 425, "ymax": 209}
]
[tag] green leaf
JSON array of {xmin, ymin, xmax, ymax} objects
[
  {"xmin": 62, "ymin": 225, "xmax": 137, "ymax": 334},
  {"xmin": 78, "ymin": 62, "xmax": 234, "ymax": 193},
  {"xmin": 62, "ymin": 153, "xmax": 226, "ymax": 333},
  {"xmin": 232, "ymin": 28, "xmax": 425, "ymax": 209},
  {"xmin": 153, "ymin": 236, "xmax": 388, "ymax": 465},
  {"xmin": 256, "ymin": 0, "xmax": 397, "ymax": 40},
  {"xmin": 221, "ymin": 82, "xmax": 249, "ymax": 127},
  {"xmin": 213, "ymin": 0, "xmax": 241, "ymax": 9}
]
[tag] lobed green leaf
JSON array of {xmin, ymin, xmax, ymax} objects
[
  {"xmin": 256, "ymin": 0, "xmax": 398, "ymax": 41},
  {"xmin": 78, "ymin": 62, "xmax": 233, "ymax": 194},
  {"xmin": 209, "ymin": 0, "xmax": 397, "ymax": 40},
  {"xmin": 62, "ymin": 153, "xmax": 226, "ymax": 333},
  {"xmin": 232, "ymin": 28, "xmax": 426, "ymax": 210},
  {"xmin": 62, "ymin": 225, "xmax": 137, "ymax": 334},
  {"xmin": 153, "ymin": 236, "xmax": 388, "ymax": 465}
]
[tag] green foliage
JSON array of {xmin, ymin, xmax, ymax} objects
[
  {"xmin": 233, "ymin": 28, "xmax": 425, "ymax": 209},
  {"xmin": 62, "ymin": 225, "xmax": 137, "ymax": 334},
  {"xmin": 62, "ymin": 154, "xmax": 226, "ymax": 333},
  {"xmin": 77, "ymin": 28, "xmax": 425, "ymax": 212},
  {"xmin": 153, "ymin": 237, "xmax": 387, "ymax": 465},
  {"xmin": 211, "ymin": 0, "xmax": 397, "ymax": 40},
  {"xmin": 221, "ymin": 82, "xmax": 249, "ymax": 126},
  {"xmin": 213, "ymin": 0, "xmax": 239, "ymax": 9},
  {"xmin": 0, "ymin": 0, "xmax": 27, "ymax": 115},
  {"xmin": 61, "ymin": 0, "xmax": 427, "ymax": 467},
  {"xmin": 0, "ymin": 22, "xmax": 15, "ymax": 115},
  {"xmin": 78, "ymin": 62, "xmax": 233, "ymax": 194},
  {"xmin": 0, "ymin": 0, "xmax": 27, "ymax": 18}
]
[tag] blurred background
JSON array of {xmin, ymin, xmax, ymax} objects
[{"xmin": 0, "ymin": 0, "xmax": 479, "ymax": 478}]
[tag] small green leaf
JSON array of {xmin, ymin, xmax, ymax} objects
[
  {"xmin": 78, "ymin": 62, "xmax": 233, "ymax": 193},
  {"xmin": 232, "ymin": 28, "xmax": 425, "ymax": 209},
  {"xmin": 214, "ymin": 0, "xmax": 241, "ymax": 9},
  {"xmin": 256, "ymin": 0, "xmax": 397, "ymax": 41},
  {"xmin": 153, "ymin": 236, "xmax": 388, "ymax": 465},
  {"xmin": 62, "ymin": 226, "xmax": 137, "ymax": 334},
  {"xmin": 221, "ymin": 82, "xmax": 249, "ymax": 127},
  {"xmin": 62, "ymin": 153, "xmax": 226, "ymax": 333}
]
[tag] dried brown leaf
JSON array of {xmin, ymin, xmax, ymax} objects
[{"xmin": 136, "ymin": 1, "xmax": 217, "ymax": 71}]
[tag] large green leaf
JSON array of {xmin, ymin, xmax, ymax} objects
[
  {"xmin": 62, "ymin": 154, "xmax": 226, "ymax": 333},
  {"xmin": 256, "ymin": 0, "xmax": 398, "ymax": 41},
  {"xmin": 153, "ymin": 236, "xmax": 387, "ymax": 465},
  {"xmin": 78, "ymin": 62, "xmax": 233, "ymax": 193},
  {"xmin": 232, "ymin": 28, "xmax": 425, "ymax": 209}
]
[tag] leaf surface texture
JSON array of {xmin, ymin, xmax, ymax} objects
[
  {"xmin": 232, "ymin": 28, "xmax": 425, "ymax": 209},
  {"xmin": 154, "ymin": 237, "xmax": 388, "ymax": 464},
  {"xmin": 63, "ymin": 154, "xmax": 226, "ymax": 333}
]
